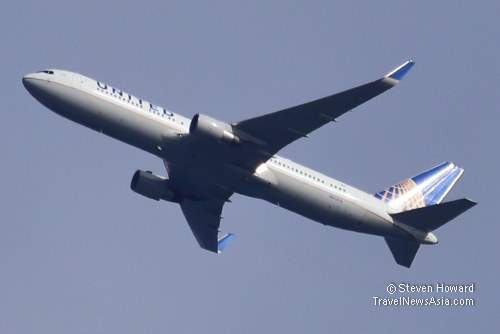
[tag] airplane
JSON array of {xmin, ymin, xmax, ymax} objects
[{"xmin": 22, "ymin": 61, "xmax": 476, "ymax": 268}]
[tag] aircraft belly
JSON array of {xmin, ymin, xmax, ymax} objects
[
  {"xmin": 252, "ymin": 170, "xmax": 407, "ymax": 238},
  {"xmin": 268, "ymin": 172, "xmax": 351, "ymax": 228}
]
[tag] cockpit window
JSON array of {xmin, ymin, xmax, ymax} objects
[{"xmin": 37, "ymin": 70, "xmax": 54, "ymax": 75}]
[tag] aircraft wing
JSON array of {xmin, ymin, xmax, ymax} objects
[
  {"xmin": 233, "ymin": 61, "xmax": 415, "ymax": 157},
  {"xmin": 180, "ymin": 197, "xmax": 233, "ymax": 253},
  {"xmin": 164, "ymin": 161, "xmax": 235, "ymax": 253}
]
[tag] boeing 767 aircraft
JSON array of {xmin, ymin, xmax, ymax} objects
[{"xmin": 23, "ymin": 61, "xmax": 476, "ymax": 267}]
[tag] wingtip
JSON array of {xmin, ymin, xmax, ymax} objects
[
  {"xmin": 385, "ymin": 60, "xmax": 415, "ymax": 81},
  {"xmin": 464, "ymin": 198, "xmax": 478, "ymax": 206},
  {"xmin": 217, "ymin": 233, "xmax": 234, "ymax": 253}
]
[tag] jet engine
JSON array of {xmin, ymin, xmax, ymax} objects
[
  {"xmin": 130, "ymin": 170, "xmax": 182, "ymax": 203},
  {"xmin": 189, "ymin": 114, "xmax": 241, "ymax": 145}
]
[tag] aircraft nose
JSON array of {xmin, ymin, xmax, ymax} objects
[
  {"xmin": 22, "ymin": 73, "xmax": 38, "ymax": 92},
  {"xmin": 22, "ymin": 72, "xmax": 55, "ymax": 109}
]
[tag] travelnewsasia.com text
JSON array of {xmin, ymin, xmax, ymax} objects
[{"xmin": 373, "ymin": 296, "xmax": 474, "ymax": 307}]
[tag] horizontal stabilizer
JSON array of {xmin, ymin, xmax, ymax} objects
[
  {"xmin": 390, "ymin": 198, "xmax": 477, "ymax": 232},
  {"xmin": 385, "ymin": 237, "xmax": 420, "ymax": 268},
  {"xmin": 217, "ymin": 233, "xmax": 234, "ymax": 253}
]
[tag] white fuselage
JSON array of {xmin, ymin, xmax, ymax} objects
[{"xmin": 23, "ymin": 70, "xmax": 417, "ymax": 243}]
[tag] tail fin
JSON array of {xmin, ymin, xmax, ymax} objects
[
  {"xmin": 374, "ymin": 162, "xmax": 464, "ymax": 212},
  {"xmin": 377, "ymin": 163, "xmax": 475, "ymax": 268}
]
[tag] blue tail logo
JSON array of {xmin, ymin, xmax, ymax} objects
[{"xmin": 374, "ymin": 162, "xmax": 464, "ymax": 212}]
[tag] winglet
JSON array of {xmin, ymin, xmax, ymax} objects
[
  {"xmin": 384, "ymin": 60, "xmax": 415, "ymax": 81},
  {"xmin": 217, "ymin": 233, "xmax": 234, "ymax": 253}
]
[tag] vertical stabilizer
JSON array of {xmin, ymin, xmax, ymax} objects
[{"xmin": 374, "ymin": 162, "xmax": 464, "ymax": 212}]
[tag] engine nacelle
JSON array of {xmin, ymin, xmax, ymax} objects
[
  {"xmin": 130, "ymin": 170, "xmax": 182, "ymax": 203},
  {"xmin": 189, "ymin": 114, "xmax": 241, "ymax": 145}
]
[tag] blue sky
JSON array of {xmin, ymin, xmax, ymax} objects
[{"xmin": 1, "ymin": 1, "xmax": 499, "ymax": 333}]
